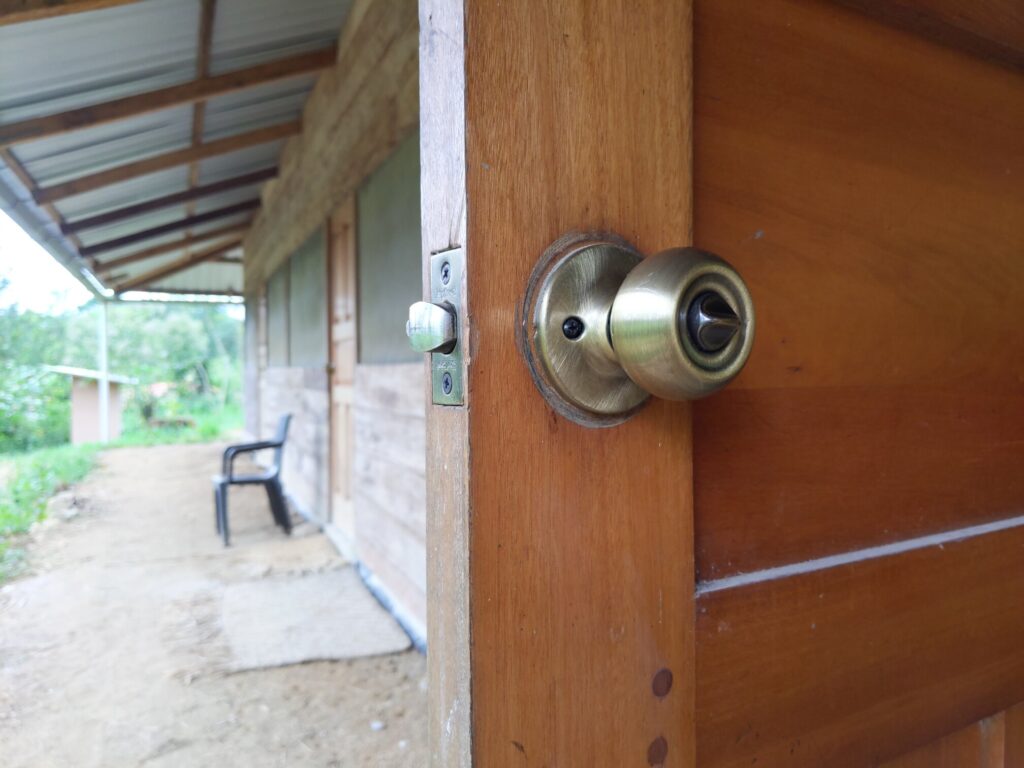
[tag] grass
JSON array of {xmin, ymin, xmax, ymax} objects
[
  {"xmin": 0, "ymin": 444, "xmax": 99, "ymax": 582},
  {"xmin": 0, "ymin": 403, "xmax": 243, "ymax": 583},
  {"xmin": 115, "ymin": 403, "xmax": 243, "ymax": 448}
]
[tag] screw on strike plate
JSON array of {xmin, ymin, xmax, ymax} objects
[
  {"xmin": 442, "ymin": 372, "xmax": 453, "ymax": 395},
  {"xmin": 440, "ymin": 262, "xmax": 451, "ymax": 286}
]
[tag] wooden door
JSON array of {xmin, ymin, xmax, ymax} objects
[
  {"xmin": 420, "ymin": 1, "xmax": 1024, "ymax": 766},
  {"xmin": 328, "ymin": 197, "xmax": 357, "ymax": 542}
]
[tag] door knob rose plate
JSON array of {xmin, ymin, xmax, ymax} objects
[{"xmin": 518, "ymin": 232, "xmax": 755, "ymax": 428}]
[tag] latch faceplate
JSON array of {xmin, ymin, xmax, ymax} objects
[{"xmin": 406, "ymin": 248, "xmax": 464, "ymax": 406}]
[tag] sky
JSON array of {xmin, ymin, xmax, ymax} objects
[{"xmin": 0, "ymin": 209, "xmax": 93, "ymax": 315}]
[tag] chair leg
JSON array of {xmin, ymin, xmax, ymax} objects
[
  {"xmin": 217, "ymin": 485, "xmax": 230, "ymax": 547},
  {"xmin": 265, "ymin": 480, "xmax": 291, "ymax": 535},
  {"xmin": 214, "ymin": 488, "xmax": 222, "ymax": 534}
]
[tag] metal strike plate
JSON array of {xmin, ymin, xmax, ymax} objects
[{"xmin": 427, "ymin": 248, "xmax": 464, "ymax": 405}]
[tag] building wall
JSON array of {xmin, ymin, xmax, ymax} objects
[
  {"xmin": 242, "ymin": 0, "xmax": 426, "ymax": 637},
  {"xmin": 353, "ymin": 363, "xmax": 426, "ymax": 638},
  {"xmin": 243, "ymin": 0, "xmax": 418, "ymax": 292},
  {"xmin": 70, "ymin": 379, "xmax": 122, "ymax": 445},
  {"xmin": 260, "ymin": 366, "xmax": 330, "ymax": 523},
  {"xmin": 258, "ymin": 227, "xmax": 331, "ymax": 524},
  {"xmin": 243, "ymin": 295, "xmax": 260, "ymax": 438}
]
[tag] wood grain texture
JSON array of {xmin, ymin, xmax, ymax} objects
[
  {"xmin": 1006, "ymin": 702, "xmax": 1024, "ymax": 767},
  {"xmin": 692, "ymin": 0, "xmax": 1024, "ymax": 579},
  {"xmin": 463, "ymin": 1, "xmax": 695, "ymax": 766},
  {"xmin": 353, "ymin": 362, "xmax": 427, "ymax": 633},
  {"xmin": 35, "ymin": 121, "xmax": 300, "ymax": 203},
  {"xmin": 696, "ymin": 524, "xmax": 1024, "ymax": 768},
  {"xmin": 833, "ymin": 0, "xmax": 1024, "ymax": 70},
  {"xmin": 419, "ymin": 0, "xmax": 471, "ymax": 765},
  {"xmin": 882, "ymin": 712, "xmax": 1006, "ymax": 768}
]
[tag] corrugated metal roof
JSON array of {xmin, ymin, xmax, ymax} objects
[
  {"xmin": 0, "ymin": 0, "xmax": 351, "ymax": 300},
  {"xmin": 0, "ymin": 2, "xmax": 199, "ymax": 122}
]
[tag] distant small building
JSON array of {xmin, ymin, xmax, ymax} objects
[{"xmin": 44, "ymin": 366, "xmax": 135, "ymax": 445}]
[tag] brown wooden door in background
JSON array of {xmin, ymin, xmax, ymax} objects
[{"xmin": 420, "ymin": 0, "xmax": 1024, "ymax": 766}]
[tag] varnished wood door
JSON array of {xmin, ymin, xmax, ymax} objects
[{"xmin": 420, "ymin": 1, "xmax": 1024, "ymax": 766}]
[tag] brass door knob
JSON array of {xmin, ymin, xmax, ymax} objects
[{"xmin": 521, "ymin": 235, "xmax": 754, "ymax": 426}]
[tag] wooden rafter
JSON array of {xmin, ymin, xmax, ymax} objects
[
  {"xmin": 79, "ymin": 199, "xmax": 259, "ymax": 257},
  {"xmin": 34, "ymin": 121, "xmax": 300, "ymax": 203},
  {"xmin": 0, "ymin": 0, "xmax": 136, "ymax": 25},
  {"xmin": 61, "ymin": 167, "xmax": 276, "ymax": 234},
  {"xmin": 0, "ymin": 48, "xmax": 332, "ymax": 147},
  {"xmin": 92, "ymin": 223, "xmax": 248, "ymax": 273},
  {"xmin": 185, "ymin": 0, "xmax": 217, "ymax": 229},
  {"xmin": 114, "ymin": 236, "xmax": 241, "ymax": 293}
]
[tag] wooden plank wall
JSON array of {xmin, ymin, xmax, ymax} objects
[
  {"xmin": 692, "ymin": 0, "xmax": 1024, "ymax": 766},
  {"xmin": 353, "ymin": 363, "xmax": 427, "ymax": 635},
  {"xmin": 259, "ymin": 367, "xmax": 330, "ymax": 523},
  {"xmin": 243, "ymin": 0, "xmax": 418, "ymax": 293}
]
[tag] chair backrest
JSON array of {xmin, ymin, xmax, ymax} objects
[{"xmin": 270, "ymin": 414, "xmax": 291, "ymax": 473}]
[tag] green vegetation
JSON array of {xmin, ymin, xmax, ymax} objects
[
  {"xmin": 0, "ymin": 279, "xmax": 245, "ymax": 581},
  {"xmin": 0, "ymin": 443, "xmax": 98, "ymax": 581},
  {"xmin": 0, "ymin": 277, "xmax": 244, "ymax": 454}
]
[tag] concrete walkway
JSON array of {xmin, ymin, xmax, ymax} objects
[{"xmin": 0, "ymin": 443, "xmax": 426, "ymax": 768}]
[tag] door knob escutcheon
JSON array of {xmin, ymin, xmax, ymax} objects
[{"xmin": 520, "ymin": 234, "xmax": 754, "ymax": 427}]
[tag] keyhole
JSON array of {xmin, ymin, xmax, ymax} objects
[{"xmin": 685, "ymin": 292, "xmax": 740, "ymax": 353}]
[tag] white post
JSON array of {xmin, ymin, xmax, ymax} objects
[{"xmin": 97, "ymin": 300, "xmax": 110, "ymax": 444}]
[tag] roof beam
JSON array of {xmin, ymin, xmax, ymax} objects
[
  {"xmin": 0, "ymin": 47, "xmax": 333, "ymax": 147},
  {"xmin": 62, "ymin": 167, "xmax": 275, "ymax": 234},
  {"xmin": 114, "ymin": 236, "xmax": 241, "ymax": 293},
  {"xmin": 35, "ymin": 120, "xmax": 299, "ymax": 203},
  {"xmin": 92, "ymin": 223, "xmax": 248, "ymax": 273},
  {"xmin": 80, "ymin": 199, "xmax": 258, "ymax": 257},
  {"xmin": 0, "ymin": 0, "xmax": 137, "ymax": 26},
  {"xmin": 185, "ymin": 0, "xmax": 218, "ymax": 225}
]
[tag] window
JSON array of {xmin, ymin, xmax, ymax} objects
[
  {"xmin": 266, "ymin": 264, "xmax": 289, "ymax": 367},
  {"xmin": 357, "ymin": 133, "xmax": 422, "ymax": 364},
  {"xmin": 288, "ymin": 227, "xmax": 328, "ymax": 367}
]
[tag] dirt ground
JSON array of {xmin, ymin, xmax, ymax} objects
[{"xmin": 0, "ymin": 443, "xmax": 427, "ymax": 768}]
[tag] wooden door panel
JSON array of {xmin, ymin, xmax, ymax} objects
[
  {"xmin": 463, "ymin": 2, "xmax": 696, "ymax": 764},
  {"xmin": 692, "ymin": 0, "xmax": 1024, "ymax": 578},
  {"xmin": 834, "ymin": 0, "xmax": 1024, "ymax": 70},
  {"xmin": 423, "ymin": 0, "xmax": 698, "ymax": 765},
  {"xmin": 1007, "ymin": 702, "xmax": 1024, "ymax": 766},
  {"xmin": 423, "ymin": 0, "xmax": 1023, "ymax": 765},
  {"xmin": 696, "ymin": 525, "xmax": 1024, "ymax": 767},
  {"xmin": 882, "ymin": 712, "xmax": 1006, "ymax": 768},
  {"xmin": 694, "ymin": 386, "xmax": 1024, "ymax": 579}
]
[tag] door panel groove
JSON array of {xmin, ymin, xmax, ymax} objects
[{"xmin": 697, "ymin": 512, "xmax": 1024, "ymax": 595}]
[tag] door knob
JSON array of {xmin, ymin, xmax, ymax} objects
[{"xmin": 520, "ymin": 234, "xmax": 754, "ymax": 426}]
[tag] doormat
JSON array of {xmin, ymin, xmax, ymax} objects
[{"xmin": 220, "ymin": 567, "xmax": 411, "ymax": 672}]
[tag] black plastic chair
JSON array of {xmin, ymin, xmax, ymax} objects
[{"xmin": 212, "ymin": 414, "xmax": 292, "ymax": 546}]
